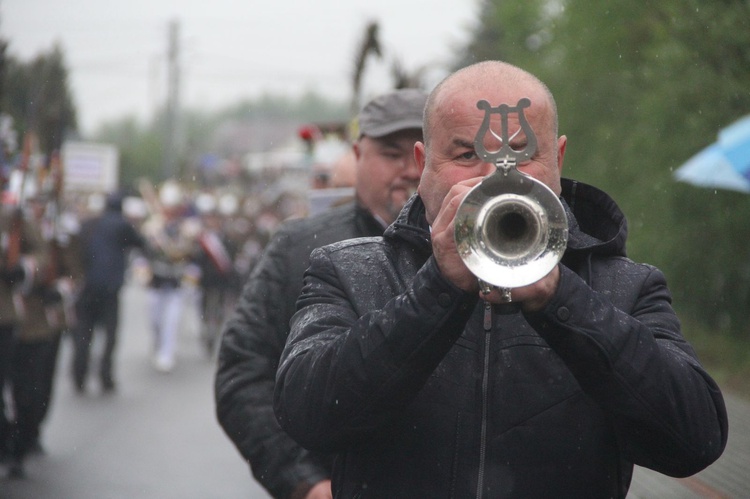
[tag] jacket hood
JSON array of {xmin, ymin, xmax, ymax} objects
[
  {"xmin": 560, "ymin": 178, "xmax": 627, "ymax": 257},
  {"xmin": 384, "ymin": 178, "xmax": 628, "ymax": 258}
]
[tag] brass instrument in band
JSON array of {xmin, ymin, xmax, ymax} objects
[{"xmin": 454, "ymin": 98, "xmax": 568, "ymax": 302}]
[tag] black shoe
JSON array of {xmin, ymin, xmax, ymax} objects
[
  {"xmin": 73, "ymin": 377, "xmax": 86, "ymax": 394},
  {"xmin": 101, "ymin": 379, "xmax": 117, "ymax": 394},
  {"xmin": 8, "ymin": 458, "xmax": 25, "ymax": 479},
  {"xmin": 28, "ymin": 438, "xmax": 45, "ymax": 456}
]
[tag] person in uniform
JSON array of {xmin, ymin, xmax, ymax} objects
[
  {"xmin": 0, "ymin": 201, "xmax": 29, "ymax": 468},
  {"xmin": 5, "ymin": 193, "xmax": 79, "ymax": 478},
  {"xmin": 142, "ymin": 181, "xmax": 199, "ymax": 372}
]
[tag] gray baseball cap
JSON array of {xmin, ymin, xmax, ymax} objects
[{"xmin": 358, "ymin": 88, "xmax": 427, "ymax": 138}]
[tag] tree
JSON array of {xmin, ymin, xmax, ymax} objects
[
  {"xmin": 94, "ymin": 116, "xmax": 162, "ymax": 190},
  {"xmin": 1, "ymin": 43, "xmax": 78, "ymax": 157}
]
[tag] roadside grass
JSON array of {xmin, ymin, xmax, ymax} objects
[{"xmin": 680, "ymin": 318, "xmax": 750, "ymax": 400}]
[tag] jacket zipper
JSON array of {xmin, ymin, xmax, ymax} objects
[{"xmin": 476, "ymin": 300, "xmax": 492, "ymax": 499}]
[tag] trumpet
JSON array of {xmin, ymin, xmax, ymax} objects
[{"xmin": 454, "ymin": 98, "xmax": 568, "ymax": 302}]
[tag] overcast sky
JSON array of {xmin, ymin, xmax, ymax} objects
[{"xmin": 2, "ymin": 0, "xmax": 479, "ymax": 135}]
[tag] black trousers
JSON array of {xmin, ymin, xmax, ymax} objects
[
  {"xmin": 72, "ymin": 286, "xmax": 121, "ymax": 387},
  {"xmin": 9, "ymin": 333, "xmax": 61, "ymax": 460},
  {"xmin": 0, "ymin": 323, "xmax": 15, "ymax": 455}
]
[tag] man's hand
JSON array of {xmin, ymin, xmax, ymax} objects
[
  {"xmin": 481, "ymin": 265, "xmax": 560, "ymax": 312},
  {"xmin": 430, "ymin": 176, "xmax": 561, "ymax": 310},
  {"xmin": 304, "ymin": 480, "xmax": 332, "ymax": 499},
  {"xmin": 430, "ymin": 178, "xmax": 484, "ymax": 293}
]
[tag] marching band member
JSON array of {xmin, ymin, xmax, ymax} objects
[{"xmin": 141, "ymin": 180, "xmax": 198, "ymax": 372}]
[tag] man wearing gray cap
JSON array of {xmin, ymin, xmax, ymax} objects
[{"xmin": 215, "ymin": 88, "xmax": 427, "ymax": 499}]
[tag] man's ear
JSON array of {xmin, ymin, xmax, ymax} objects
[
  {"xmin": 557, "ymin": 135, "xmax": 567, "ymax": 174},
  {"xmin": 414, "ymin": 141, "xmax": 427, "ymax": 176}
]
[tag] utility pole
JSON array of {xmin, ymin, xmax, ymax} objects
[
  {"xmin": 0, "ymin": 39, "xmax": 6, "ymax": 108},
  {"xmin": 162, "ymin": 19, "xmax": 180, "ymax": 181}
]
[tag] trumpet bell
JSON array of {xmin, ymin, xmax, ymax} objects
[{"xmin": 454, "ymin": 168, "xmax": 568, "ymax": 289}]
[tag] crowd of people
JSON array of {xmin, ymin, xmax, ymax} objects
[
  {"xmin": 1, "ymin": 61, "xmax": 729, "ymax": 496},
  {"xmin": 0, "ymin": 162, "xmax": 300, "ymax": 478}
]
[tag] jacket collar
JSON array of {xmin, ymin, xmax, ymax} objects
[{"xmin": 385, "ymin": 178, "xmax": 628, "ymax": 258}]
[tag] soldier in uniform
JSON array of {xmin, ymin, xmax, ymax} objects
[
  {"xmin": 6, "ymin": 193, "xmax": 82, "ymax": 478},
  {"xmin": 0, "ymin": 194, "xmax": 49, "ymax": 477},
  {"xmin": 0, "ymin": 202, "xmax": 25, "ymax": 465},
  {"xmin": 0, "ymin": 123, "xmax": 26, "ymax": 467}
]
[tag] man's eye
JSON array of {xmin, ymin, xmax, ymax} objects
[
  {"xmin": 377, "ymin": 146, "xmax": 402, "ymax": 158},
  {"xmin": 379, "ymin": 153, "xmax": 402, "ymax": 164},
  {"xmin": 458, "ymin": 151, "xmax": 477, "ymax": 160}
]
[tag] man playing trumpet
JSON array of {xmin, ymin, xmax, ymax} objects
[{"xmin": 274, "ymin": 61, "xmax": 727, "ymax": 497}]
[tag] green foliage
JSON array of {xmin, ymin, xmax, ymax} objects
[
  {"xmin": 94, "ymin": 116, "xmax": 163, "ymax": 191},
  {"xmin": 459, "ymin": 0, "xmax": 750, "ymax": 335},
  {"xmin": 679, "ymin": 313, "xmax": 750, "ymax": 398},
  {"xmin": 219, "ymin": 91, "xmax": 348, "ymax": 123},
  {"xmin": 1, "ymin": 43, "xmax": 78, "ymax": 155}
]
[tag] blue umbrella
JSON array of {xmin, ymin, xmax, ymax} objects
[{"xmin": 674, "ymin": 114, "xmax": 750, "ymax": 193}]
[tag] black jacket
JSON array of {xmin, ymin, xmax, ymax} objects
[
  {"xmin": 79, "ymin": 203, "xmax": 144, "ymax": 293},
  {"xmin": 275, "ymin": 179, "xmax": 728, "ymax": 498},
  {"xmin": 215, "ymin": 202, "xmax": 385, "ymax": 499}
]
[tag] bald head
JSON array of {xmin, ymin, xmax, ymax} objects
[
  {"xmin": 415, "ymin": 60, "xmax": 567, "ymax": 221},
  {"xmin": 423, "ymin": 61, "xmax": 559, "ymax": 148}
]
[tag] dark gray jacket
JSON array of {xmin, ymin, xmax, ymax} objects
[
  {"xmin": 215, "ymin": 202, "xmax": 384, "ymax": 499},
  {"xmin": 275, "ymin": 179, "xmax": 728, "ymax": 498},
  {"xmin": 79, "ymin": 201, "xmax": 144, "ymax": 293}
]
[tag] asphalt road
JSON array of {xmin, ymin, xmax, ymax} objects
[{"xmin": 1, "ymin": 281, "xmax": 747, "ymax": 498}]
